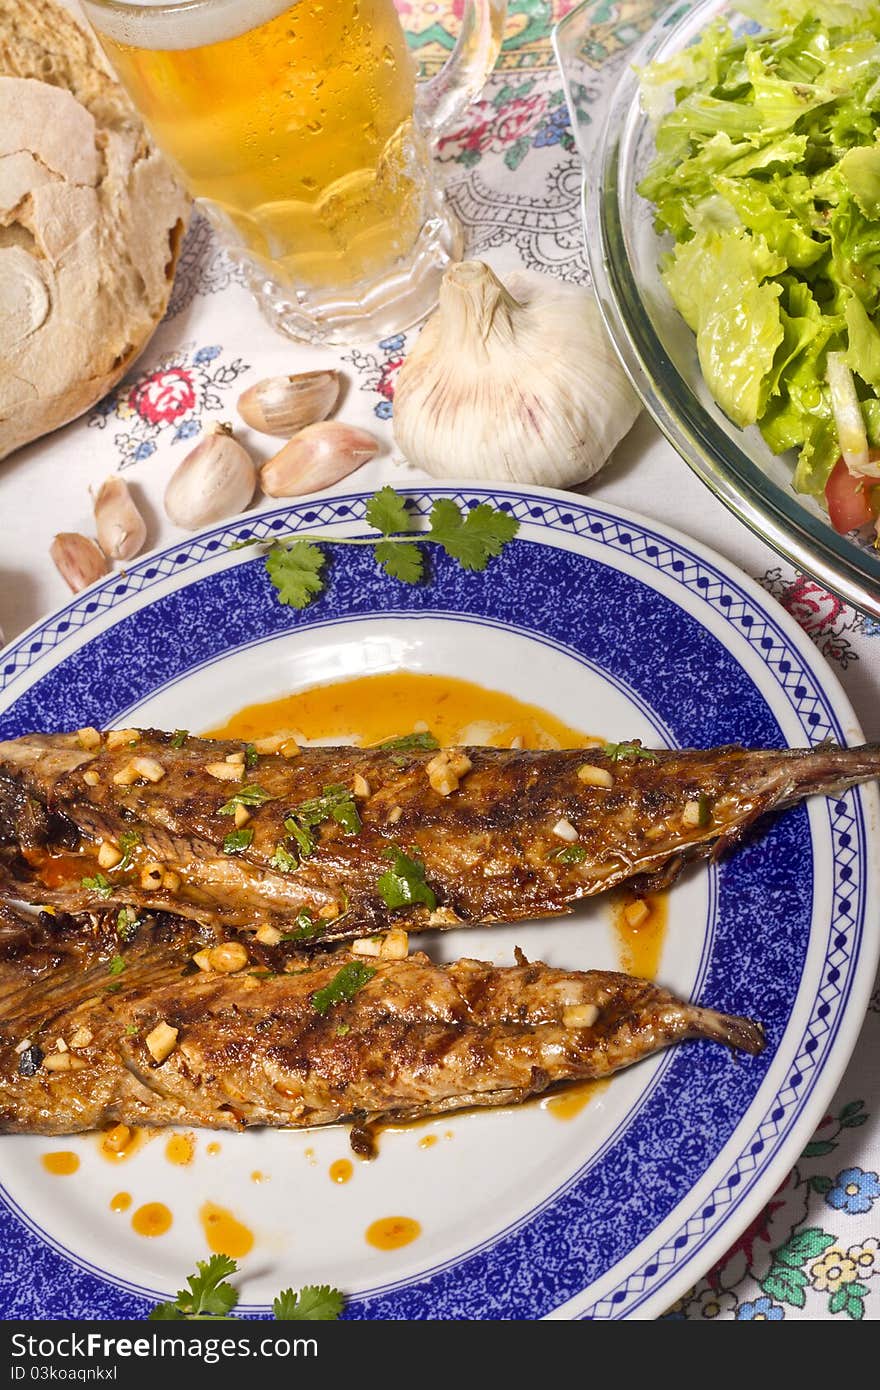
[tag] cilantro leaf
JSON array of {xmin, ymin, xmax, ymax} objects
[
  {"xmin": 284, "ymin": 785, "xmax": 361, "ymax": 854},
  {"xmin": 311, "ymin": 961, "xmax": 376, "ymax": 1014},
  {"xmin": 365, "ymin": 486, "xmax": 412, "ymax": 535},
  {"xmin": 285, "ymin": 819, "xmax": 314, "ymax": 860},
  {"xmin": 108, "ymin": 954, "xmax": 126, "ymax": 976},
  {"xmin": 428, "ymin": 499, "xmax": 519, "ymax": 572},
  {"xmin": 377, "ymin": 847, "xmax": 437, "ymax": 911},
  {"xmin": 218, "ymin": 784, "xmax": 274, "ymax": 816},
  {"xmin": 374, "ymin": 540, "xmax": 424, "ymax": 584},
  {"xmin": 116, "ymin": 908, "xmax": 139, "ymax": 942},
  {"xmin": 116, "ymin": 829, "xmax": 141, "ymax": 871},
  {"xmin": 148, "ymin": 1255, "xmax": 239, "ymax": 1321},
  {"xmin": 266, "ymin": 541, "xmax": 327, "ymax": 610},
  {"xmin": 552, "ymin": 844, "xmax": 588, "ymax": 864},
  {"xmin": 375, "ymin": 731, "xmax": 439, "ymax": 752},
  {"xmin": 170, "ymin": 730, "xmax": 189, "ymax": 748},
  {"xmin": 273, "ymin": 1285, "xmax": 344, "ymax": 1321},
  {"xmin": 601, "ymin": 741, "xmax": 659, "ymax": 763},
  {"xmin": 270, "ymin": 842, "xmax": 298, "ymax": 873},
  {"xmin": 223, "ymin": 828, "xmax": 254, "ymax": 854},
  {"xmin": 82, "ymin": 872, "xmax": 113, "ymax": 899},
  {"xmin": 244, "ymin": 744, "xmax": 259, "ymax": 769}
]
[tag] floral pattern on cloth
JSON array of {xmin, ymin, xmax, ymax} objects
[
  {"xmin": 663, "ymin": 1101, "xmax": 880, "ymax": 1320},
  {"xmin": 87, "ymin": 344, "xmax": 250, "ymax": 467}
]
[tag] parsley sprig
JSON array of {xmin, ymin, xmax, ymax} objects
[
  {"xmin": 236, "ymin": 489, "xmax": 519, "ymax": 610},
  {"xmin": 149, "ymin": 1254, "xmax": 343, "ymax": 1322},
  {"xmin": 311, "ymin": 961, "xmax": 376, "ymax": 1015},
  {"xmin": 600, "ymin": 741, "xmax": 659, "ymax": 764},
  {"xmin": 377, "ymin": 847, "xmax": 437, "ymax": 911}
]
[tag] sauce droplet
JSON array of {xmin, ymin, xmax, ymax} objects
[
  {"xmin": 366, "ymin": 1216, "xmax": 421, "ymax": 1250},
  {"xmin": 418, "ymin": 1135, "xmax": 437, "ymax": 1150},
  {"xmin": 132, "ymin": 1202, "xmax": 172, "ymax": 1238},
  {"xmin": 329, "ymin": 1158, "xmax": 353, "ymax": 1184},
  {"xmin": 110, "ymin": 1191, "xmax": 131, "ymax": 1213},
  {"xmin": 99, "ymin": 1124, "xmax": 145, "ymax": 1163},
  {"xmin": 303, "ymin": 1146, "xmax": 317, "ymax": 1167},
  {"xmin": 41, "ymin": 1151, "xmax": 79, "ymax": 1176},
  {"xmin": 206, "ymin": 1141, "xmax": 221, "ymax": 1156},
  {"xmin": 250, "ymin": 1170, "xmax": 267, "ymax": 1184},
  {"xmin": 165, "ymin": 1133, "xmax": 195, "ymax": 1166},
  {"xmin": 200, "ymin": 1202, "xmax": 254, "ymax": 1259}
]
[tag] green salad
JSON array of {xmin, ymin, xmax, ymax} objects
[{"xmin": 638, "ymin": 0, "xmax": 880, "ymax": 528}]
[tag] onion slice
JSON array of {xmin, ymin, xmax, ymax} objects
[{"xmin": 827, "ymin": 353, "xmax": 875, "ymax": 476}]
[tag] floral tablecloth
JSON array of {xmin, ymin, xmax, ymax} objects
[{"xmin": 1, "ymin": 0, "xmax": 878, "ymax": 1321}]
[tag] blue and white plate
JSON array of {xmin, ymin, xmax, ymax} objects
[{"xmin": 0, "ymin": 485, "xmax": 877, "ymax": 1321}]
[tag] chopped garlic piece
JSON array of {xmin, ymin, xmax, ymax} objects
[
  {"xmin": 253, "ymin": 735, "xmax": 285, "ymax": 754},
  {"xmin": 205, "ymin": 761, "xmax": 245, "ymax": 781},
  {"xmin": 562, "ymin": 1003, "xmax": 600, "ymax": 1029},
  {"xmin": 145, "ymin": 1021, "xmax": 178, "ymax": 1063},
  {"xmin": 97, "ymin": 840, "xmax": 123, "ymax": 869},
  {"xmin": 225, "ymin": 751, "xmax": 245, "ymax": 765},
  {"xmin": 162, "ymin": 870, "xmax": 181, "ymax": 892},
  {"xmin": 83, "ymin": 770, "xmax": 100, "ymax": 787},
  {"xmin": 207, "ymin": 942, "xmax": 249, "ymax": 973},
  {"xmin": 280, "ymin": 739, "xmax": 301, "ymax": 759},
  {"xmin": 69, "ymin": 1026, "xmax": 93, "ymax": 1050},
  {"xmin": 682, "ymin": 797, "xmax": 709, "ymax": 830},
  {"xmin": 233, "ymin": 803, "xmax": 251, "ymax": 828},
  {"xmin": 623, "ymin": 899, "xmax": 650, "ymax": 929},
  {"xmin": 130, "ymin": 756, "xmax": 165, "ymax": 783},
  {"xmin": 76, "ymin": 727, "xmax": 102, "ymax": 751},
  {"xmin": 351, "ymin": 936, "xmax": 382, "ymax": 958},
  {"xmin": 192, "ymin": 948, "xmax": 213, "ymax": 972},
  {"xmin": 140, "ymin": 862, "xmax": 164, "ymax": 890},
  {"xmin": 103, "ymin": 1123, "xmax": 131, "ymax": 1153},
  {"xmin": 353, "ymin": 773, "xmax": 371, "ymax": 799},
  {"xmin": 379, "ymin": 928, "xmax": 409, "ymax": 960},
  {"xmin": 578, "ymin": 763, "xmax": 613, "ymax": 789},
  {"xmin": 107, "ymin": 728, "xmax": 140, "ymax": 751},
  {"xmin": 387, "ymin": 804, "xmax": 403, "ymax": 825},
  {"xmin": 255, "ymin": 924, "xmax": 282, "ymax": 946},
  {"xmin": 552, "ymin": 816, "xmax": 578, "ymax": 842}
]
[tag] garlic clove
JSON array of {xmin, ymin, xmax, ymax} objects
[
  {"xmin": 50, "ymin": 533, "xmax": 107, "ymax": 593},
  {"xmin": 392, "ymin": 260, "xmax": 641, "ymax": 489},
  {"xmin": 93, "ymin": 476, "xmax": 147, "ymax": 561},
  {"xmin": 237, "ymin": 370, "xmax": 340, "ymax": 437},
  {"xmin": 164, "ymin": 422, "xmax": 257, "ymax": 530},
  {"xmin": 260, "ymin": 420, "xmax": 379, "ymax": 498}
]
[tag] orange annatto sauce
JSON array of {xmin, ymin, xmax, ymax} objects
[
  {"xmin": 200, "ymin": 1203, "xmax": 254, "ymax": 1259},
  {"xmin": 206, "ymin": 1142, "xmax": 222, "ymax": 1156},
  {"xmin": 206, "ymin": 671, "xmax": 591, "ymax": 750},
  {"xmin": 329, "ymin": 1159, "xmax": 353, "ymax": 1184},
  {"xmin": 98, "ymin": 1124, "xmax": 147, "ymax": 1163},
  {"xmin": 542, "ymin": 1078, "xmax": 609, "ymax": 1121},
  {"xmin": 41, "ymin": 1151, "xmax": 79, "ymax": 1176},
  {"xmin": 418, "ymin": 1135, "xmax": 438, "ymax": 1150},
  {"xmin": 132, "ymin": 1203, "xmax": 172, "ymax": 1237},
  {"xmin": 366, "ymin": 1216, "xmax": 421, "ymax": 1250},
  {"xmin": 110, "ymin": 1192, "xmax": 132, "ymax": 1213},
  {"xmin": 165, "ymin": 1134, "xmax": 195, "ymax": 1167}
]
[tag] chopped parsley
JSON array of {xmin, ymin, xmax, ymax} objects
[
  {"xmin": 218, "ymin": 784, "xmax": 274, "ymax": 816},
  {"xmin": 124, "ymin": 1024, "xmax": 139, "ymax": 1037},
  {"xmin": 270, "ymin": 842, "xmax": 298, "ymax": 873},
  {"xmin": 108, "ymin": 955, "xmax": 126, "ymax": 976},
  {"xmin": 375, "ymin": 731, "xmax": 439, "ymax": 752},
  {"xmin": 244, "ymin": 744, "xmax": 259, "ymax": 769},
  {"xmin": 170, "ymin": 729, "xmax": 189, "ymax": 748},
  {"xmin": 335, "ymin": 1023, "xmax": 351, "ymax": 1038},
  {"xmin": 311, "ymin": 961, "xmax": 376, "ymax": 1015},
  {"xmin": 280, "ymin": 908, "xmax": 324, "ymax": 943},
  {"xmin": 601, "ymin": 741, "xmax": 659, "ymax": 764},
  {"xmin": 377, "ymin": 847, "xmax": 437, "ymax": 911},
  {"xmin": 240, "ymin": 489, "xmax": 519, "ymax": 611},
  {"xmin": 81, "ymin": 872, "xmax": 113, "ymax": 899},
  {"xmin": 116, "ymin": 908, "xmax": 140, "ymax": 943},
  {"xmin": 285, "ymin": 818, "xmax": 314, "ymax": 860},
  {"xmin": 116, "ymin": 829, "xmax": 141, "ymax": 871},
  {"xmin": 279, "ymin": 784, "xmax": 362, "ymax": 865},
  {"xmin": 222, "ymin": 828, "xmax": 254, "ymax": 854},
  {"xmin": 552, "ymin": 844, "xmax": 588, "ymax": 865}
]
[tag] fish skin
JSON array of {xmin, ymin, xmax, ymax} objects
[
  {"xmin": 0, "ymin": 730, "xmax": 878, "ymax": 940},
  {"xmin": 0, "ymin": 905, "xmax": 763, "ymax": 1147}
]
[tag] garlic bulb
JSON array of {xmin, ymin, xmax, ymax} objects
[
  {"xmin": 93, "ymin": 476, "xmax": 147, "ymax": 561},
  {"xmin": 260, "ymin": 421, "xmax": 380, "ymax": 498},
  {"xmin": 164, "ymin": 423, "xmax": 256, "ymax": 530},
  {"xmin": 393, "ymin": 261, "xmax": 640, "ymax": 487},
  {"xmin": 51, "ymin": 533, "xmax": 106, "ymax": 593},
  {"xmin": 238, "ymin": 370, "xmax": 340, "ymax": 437}
]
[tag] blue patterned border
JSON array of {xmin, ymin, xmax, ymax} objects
[{"xmin": 0, "ymin": 487, "xmax": 874, "ymax": 1321}]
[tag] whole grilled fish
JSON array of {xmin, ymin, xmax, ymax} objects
[
  {"xmin": 0, "ymin": 905, "xmax": 763, "ymax": 1149},
  {"xmin": 0, "ymin": 729, "xmax": 877, "ymax": 941}
]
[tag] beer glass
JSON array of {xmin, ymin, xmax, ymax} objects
[{"xmin": 82, "ymin": 0, "xmax": 508, "ymax": 344}]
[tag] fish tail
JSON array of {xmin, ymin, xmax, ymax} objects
[
  {"xmin": 780, "ymin": 742, "xmax": 880, "ymax": 804},
  {"xmin": 686, "ymin": 1005, "xmax": 766, "ymax": 1055}
]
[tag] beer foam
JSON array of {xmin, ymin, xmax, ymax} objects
[{"xmin": 83, "ymin": 0, "xmax": 296, "ymax": 52}]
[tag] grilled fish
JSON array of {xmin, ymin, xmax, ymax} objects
[
  {"xmin": 1, "ymin": 729, "xmax": 877, "ymax": 941},
  {"xmin": 0, "ymin": 905, "xmax": 763, "ymax": 1148}
]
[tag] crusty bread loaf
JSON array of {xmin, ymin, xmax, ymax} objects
[{"xmin": 0, "ymin": 0, "xmax": 190, "ymax": 461}]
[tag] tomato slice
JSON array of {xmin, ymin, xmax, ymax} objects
[{"xmin": 825, "ymin": 456, "xmax": 879, "ymax": 534}]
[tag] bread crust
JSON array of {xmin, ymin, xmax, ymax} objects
[{"xmin": 0, "ymin": 0, "xmax": 191, "ymax": 461}]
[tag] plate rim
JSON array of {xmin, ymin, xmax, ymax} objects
[{"xmin": 1, "ymin": 480, "xmax": 877, "ymax": 1321}]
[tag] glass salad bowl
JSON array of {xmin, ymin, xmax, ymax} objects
[{"xmin": 554, "ymin": 0, "xmax": 880, "ymax": 620}]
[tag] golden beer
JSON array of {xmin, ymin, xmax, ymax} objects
[{"xmin": 87, "ymin": 0, "xmax": 424, "ymax": 290}]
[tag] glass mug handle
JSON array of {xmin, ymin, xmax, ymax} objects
[{"xmin": 415, "ymin": 1, "xmax": 508, "ymax": 140}]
